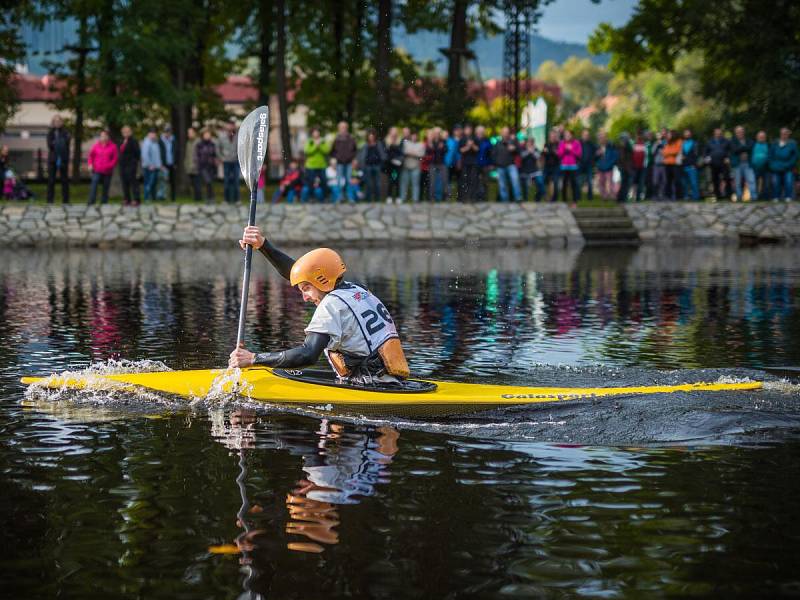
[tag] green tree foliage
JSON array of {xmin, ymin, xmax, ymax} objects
[
  {"xmin": 589, "ymin": 0, "xmax": 800, "ymax": 132},
  {"xmin": 536, "ymin": 56, "xmax": 612, "ymax": 116},
  {"xmin": 606, "ymin": 112, "xmax": 647, "ymax": 140},
  {"xmin": 604, "ymin": 54, "xmax": 722, "ymax": 137},
  {"xmin": 0, "ymin": 1, "xmax": 34, "ymax": 133},
  {"xmin": 40, "ymin": 0, "xmax": 238, "ymax": 185}
]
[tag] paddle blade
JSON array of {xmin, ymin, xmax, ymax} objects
[{"xmin": 237, "ymin": 105, "xmax": 270, "ymax": 191}]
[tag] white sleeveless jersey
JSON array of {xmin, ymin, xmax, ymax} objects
[{"xmin": 304, "ymin": 281, "xmax": 398, "ymax": 357}]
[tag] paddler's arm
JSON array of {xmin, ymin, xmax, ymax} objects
[
  {"xmin": 229, "ymin": 332, "xmax": 331, "ymax": 369},
  {"xmin": 240, "ymin": 225, "xmax": 294, "ymax": 281},
  {"xmin": 254, "ymin": 332, "xmax": 330, "ymax": 367}
]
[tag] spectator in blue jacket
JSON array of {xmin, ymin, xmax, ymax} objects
[
  {"xmin": 769, "ymin": 127, "xmax": 797, "ymax": 201},
  {"xmin": 751, "ymin": 130, "xmax": 771, "ymax": 200},
  {"xmin": 140, "ymin": 129, "xmax": 163, "ymax": 202},
  {"xmin": 445, "ymin": 124, "xmax": 462, "ymax": 170},
  {"xmin": 730, "ymin": 125, "xmax": 756, "ymax": 202}
]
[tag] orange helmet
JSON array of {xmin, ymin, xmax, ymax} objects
[{"xmin": 290, "ymin": 248, "xmax": 346, "ymax": 292}]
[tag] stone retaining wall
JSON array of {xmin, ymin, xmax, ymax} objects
[
  {"xmin": 0, "ymin": 203, "xmax": 583, "ymax": 248},
  {"xmin": 0, "ymin": 202, "xmax": 798, "ymax": 247},
  {"xmin": 625, "ymin": 202, "xmax": 800, "ymax": 244}
]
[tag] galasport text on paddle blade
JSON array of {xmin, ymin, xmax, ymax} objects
[{"xmin": 237, "ymin": 106, "xmax": 269, "ymax": 191}]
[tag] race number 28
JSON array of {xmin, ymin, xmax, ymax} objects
[{"xmin": 361, "ymin": 304, "xmax": 393, "ymax": 335}]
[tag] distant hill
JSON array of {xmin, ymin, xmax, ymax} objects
[{"xmin": 394, "ymin": 30, "xmax": 608, "ymax": 79}]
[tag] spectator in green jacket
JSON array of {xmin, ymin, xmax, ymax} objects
[
  {"xmin": 304, "ymin": 127, "xmax": 332, "ymax": 201},
  {"xmin": 769, "ymin": 127, "xmax": 797, "ymax": 201}
]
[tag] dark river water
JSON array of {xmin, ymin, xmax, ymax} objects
[{"xmin": 2, "ymin": 244, "xmax": 800, "ymax": 598}]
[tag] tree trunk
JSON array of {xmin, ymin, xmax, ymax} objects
[
  {"xmin": 98, "ymin": 0, "xmax": 123, "ymax": 197},
  {"xmin": 332, "ymin": 2, "xmax": 344, "ymax": 120},
  {"xmin": 71, "ymin": 15, "xmax": 88, "ymax": 183},
  {"xmin": 258, "ymin": 0, "xmax": 273, "ymax": 106},
  {"xmin": 375, "ymin": 0, "xmax": 392, "ymax": 135},
  {"xmin": 171, "ymin": 67, "xmax": 190, "ymax": 193},
  {"xmin": 98, "ymin": 0, "xmax": 120, "ymax": 140},
  {"xmin": 275, "ymin": 0, "xmax": 292, "ymax": 168},
  {"xmin": 345, "ymin": 0, "xmax": 364, "ymax": 125}
]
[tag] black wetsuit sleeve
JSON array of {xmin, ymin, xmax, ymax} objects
[
  {"xmin": 257, "ymin": 240, "xmax": 295, "ymax": 281},
  {"xmin": 253, "ymin": 332, "xmax": 330, "ymax": 368}
]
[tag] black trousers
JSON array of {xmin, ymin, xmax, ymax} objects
[
  {"xmin": 460, "ymin": 164, "xmax": 480, "ymax": 202},
  {"xmin": 665, "ymin": 165, "xmax": 680, "ymax": 200},
  {"xmin": 561, "ymin": 170, "xmax": 579, "ymax": 203},
  {"xmin": 47, "ymin": 161, "xmax": 70, "ymax": 203},
  {"xmin": 711, "ymin": 164, "xmax": 728, "ymax": 199},
  {"xmin": 189, "ymin": 173, "xmax": 202, "ymax": 201},
  {"xmin": 387, "ymin": 166, "xmax": 401, "ymax": 199},
  {"xmin": 166, "ymin": 164, "xmax": 176, "ymax": 201},
  {"xmin": 121, "ymin": 167, "xmax": 140, "ymax": 204},
  {"xmin": 616, "ymin": 169, "xmax": 631, "ymax": 203}
]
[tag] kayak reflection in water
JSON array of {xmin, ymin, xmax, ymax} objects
[{"xmin": 229, "ymin": 226, "xmax": 411, "ymax": 386}]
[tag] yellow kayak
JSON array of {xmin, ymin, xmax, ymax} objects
[{"xmin": 20, "ymin": 367, "xmax": 763, "ymax": 416}]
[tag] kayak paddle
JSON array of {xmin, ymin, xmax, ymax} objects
[{"xmin": 235, "ymin": 105, "xmax": 270, "ymax": 349}]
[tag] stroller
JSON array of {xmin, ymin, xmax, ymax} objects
[{"xmin": 3, "ymin": 168, "xmax": 35, "ymax": 201}]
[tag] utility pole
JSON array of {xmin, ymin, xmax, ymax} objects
[{"xmin": 502, "ymin": 0, "xmax": 532, "ymax": 131}]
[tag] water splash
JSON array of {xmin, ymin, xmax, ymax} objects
[
  {"xmin": 191, "ymin": 368, "xmax": 254, "ymax": 406},
  {"xmin": 714, "ymin": 375, "xmax": 757, "ymax": 385},
  {"xmin": 763, "ymin": 379, "xmax": 800, "ymax": 394},
  {"xmin": 76, "ymin": 358, "xmax": 172, "ymax": 375},
  {"xmin": 23, "ymin": 359, "xmax": 177, "ymax": 407}
]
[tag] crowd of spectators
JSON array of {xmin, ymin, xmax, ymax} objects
[
  {"xmin": 3, "ymin": 116, "xmax": 798, "ymax": 205},
  {"xmin": 275, "ymin": 122, "xmax": 798, "ymax": 205},
  {"xmin": 33, "ymin": 117, "xmax": 242, "ymax": 206}
]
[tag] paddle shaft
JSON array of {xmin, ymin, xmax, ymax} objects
[{"xmin": 236, "ymin": 189, "xmax": 258, "ymax": 347}]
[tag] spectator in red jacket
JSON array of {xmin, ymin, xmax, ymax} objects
[
  {"xmin": 87, "ymin": 129, "xmax": 119, "ymax": 205},
  {"xmin": 272, "ymin": 160, "xmax": 304, "ymax": 203}
]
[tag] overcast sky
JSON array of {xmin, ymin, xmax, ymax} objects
[{"xmin": 535, "ymin": 0, "xmax": 638, "ymax": 44}]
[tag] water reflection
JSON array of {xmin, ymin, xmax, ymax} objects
[
  {"xmin": 3, "ymin": 246, "xmax": 798, "ymax": 378},
  {"xmin": 210, "ymin": 408, "xmax": 399, "ymax": 563}
]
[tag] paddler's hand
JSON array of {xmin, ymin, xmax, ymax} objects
[
  {"xmin": 239, "ymin": 225, "xmax": 265, "ymax": 250},
  {"xmin": 229, "ymin": 344, "xmax": 256, "ymax": 368}
]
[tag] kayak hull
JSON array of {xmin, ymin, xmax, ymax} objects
[{"xmin": 20, "ymin": 367, "xmax": 763, "ymax": 416}]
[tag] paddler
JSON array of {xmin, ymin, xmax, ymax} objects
[{"xmin": 228, "ymin": 226, "xmax": 410, "ymax": 384}]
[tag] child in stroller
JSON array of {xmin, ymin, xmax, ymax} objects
[{"xmin": 1, "ymin": 146, "xmax": 35, "ymax": 201}]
